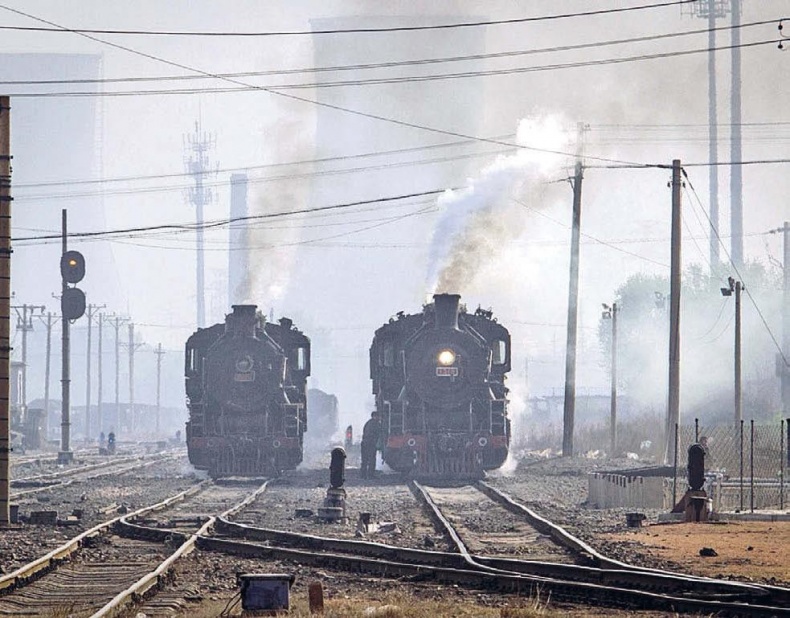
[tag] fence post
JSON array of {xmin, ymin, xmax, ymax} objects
[
  {"xmin": 740, "ymin": 419, "xmax": 744, "ymax": 512},
  {"xmin": 750, "ymin": 419, "xmax": 755, "ymax": 513},
  {"xmin": 695, "ymin": 417, "xmax": 699, "ymax": 442},
  {"xmin": 672, "ymin": 422, "xmax": 679, "ymax": 509}
]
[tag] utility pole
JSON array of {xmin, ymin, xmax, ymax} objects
[
  {"xmin": 83, "ymin": 303, "xmax": 105, "ymax": 443},
  {"xmin": 562, "ymin": 124, "xmax": 586, "ymax": 457},
  {"xmin": 12, "ymin": 304, "xmax": 45, "ymax": 422},
  {"xmin": 97, "ymin": 312, "xmax": 103, "ymax": 435},
  {"xmin": 184, "ymin": 121, "xmax": 217, "ymax": 329},
  {"xmin": 1, "ymin": 95, "xmax": 13, "ymax": 526},
  {"xmin": 126, "ymin": 323, "xmax": 144, "ymax": 436},
  {"xmin": 603, "ymin": 303, "xmax": 619, "ymax": 457},
  {"xmin": 154, "ymin": 343, "xmax": 165, "ymax": 436},
  {"xmin": 38, "ymin": 312, "xmax": 58, "ymax": 439},
  {"xmin": 783, "ymin": 222, "xmax": 790, "ymax": 420},
  {"xmin": 721, "ymin": 276, "xmax": 743, "ymax": 425},
  {"xmin": 664, "ymin": 160, "xmax": 683, "ymax": 464},
  {"xmin": 111, "ymin": 315, "xmax": 128, "ymax": 433}
]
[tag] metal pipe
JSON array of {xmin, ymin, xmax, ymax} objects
[{"xmin": 750, "ymin": 419, "xmax": 754, "ymax": 513}]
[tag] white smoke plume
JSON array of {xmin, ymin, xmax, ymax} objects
[
  {"xmin": 426, "ymin": 115, "xmax": 573, "ymax": 294},
  {"xmin": 235, "ymin": 113, "xmax": 313, "ymax": 308}
]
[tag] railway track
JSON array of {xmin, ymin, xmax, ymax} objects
[
  {"xmin": 200, "ymin": 475, "xmax": 790, "ymax": 616},
  {"xmin": 0, "ymin": 478, "xmax": 268, "ymax": 617},
  {"xmin": 9, "ymin": 451, "xmax": 183, "ymax": 500}
]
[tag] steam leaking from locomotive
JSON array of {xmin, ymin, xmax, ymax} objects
[{"xmin": 426, "ymin": 115, "xmax": 572, "ymax": 294}]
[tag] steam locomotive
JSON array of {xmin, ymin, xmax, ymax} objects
[
  {"xmin": 370, "ymin": 293, "xmax": 511, "ymax": 478},
  {"xmin": 184, "ymin": 305, "xmax": 310, "ymax": 477}
]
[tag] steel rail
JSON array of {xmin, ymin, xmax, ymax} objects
[
  {"xmin": 0, "ymin": 480, "xmax": 209, "ymax": 594},
  {"xmin": 9, "ymin": 453, "xmax": 182, "ymax": 499},
  {"xmin": 411, "ymin": 480, "xmax": 784, "ymax": 605},
  {"xmin": 214, "ymin": 517, "xmax": 765, "ymax": 601},
  {"xmin": 196, "ymin": 534, "xmax": 790, "ymax": 616},
  {"xmin": 90, "ymin": 481, "xmax": 270, "ymax": 618}
]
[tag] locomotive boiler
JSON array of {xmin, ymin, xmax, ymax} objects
[
  {"xmin": 370, "ymin": 293, "xmax": 511, "ymax": 478},
  {"xmin": 184, "ymin": 304, "xmax": 310, "ymax": 477}
]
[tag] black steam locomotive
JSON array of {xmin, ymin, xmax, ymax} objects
[
  {"xmin": 370, "ymin": 293, "xmax": 511, "ymax": 478},
  {"xmin": 184, "ymin": 305, "xmax": 310, "ymax": 477}
]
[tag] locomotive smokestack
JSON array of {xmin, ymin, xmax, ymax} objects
[
  {"xmin": 227, "ymin": 304, "xmax": 258, "ymax": 337},
  {"xmin": 433, "ymin": 293, "xmax": 460, "ymax": 330}
]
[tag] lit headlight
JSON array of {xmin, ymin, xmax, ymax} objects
[{"xmin": 437, "ymin": 349, "xmax": 456, "ymax": 366}]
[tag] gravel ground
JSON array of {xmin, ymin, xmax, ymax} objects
[
  {"xmin": 239, "ymin": 467, "xmax": 452, "ymax": 551},
  {"xmin": 4, "ymin": 453, "xmax": 785, "ymax": 617}
]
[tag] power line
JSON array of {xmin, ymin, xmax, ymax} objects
[
  {"xmin": 681, "ymin": 168, "xmax": 789, "ymax": 367},
  {"xmin": 0, "ymin": 1, "xmax": 697, "ymax": 37},
  {"xmin": 15, "ymin": 147, "xmax": 514, "ymax": 201},
  {"xmin": 11, "ymin": 188, "xmax": 447, "ymax": 243},
  {"xmin": 511, "ymin": 197, "xmax": 670, "ymax": 269},
  {"xmin": 0, "ymin": 4, "xmax": 658, "ymax": 168},
  {"xmin": 0, "ymin": 18, "xmax": 773, "ymax": 87},
  {"xmin": 14, "ymin": 134, "xmax": 515, "ymax": 189},
  {"xmin": 12, "ymin": 123, "xmax": 790, "ymax": 191},
  {"xmin": 3, "ymin": 38, "xmax": 778, "ymax": 98}
]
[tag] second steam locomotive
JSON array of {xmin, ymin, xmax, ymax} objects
[
  {"xmin": 184, "ymin": 305, "xmax": 310, "ymax": 477},
  {"xmin": 370, "ymin": 293, "xmax": 511, "ymax": 478}
]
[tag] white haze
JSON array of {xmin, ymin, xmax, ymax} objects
[{"xmin": 427, "ymin": 115, "xmax": 572, "ymax": 294}]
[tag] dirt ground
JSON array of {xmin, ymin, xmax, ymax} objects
[{"xmin": 606, "ymin": 520, "xmax": 790, "ymax": 585}]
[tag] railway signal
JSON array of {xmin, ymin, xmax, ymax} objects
[{"xmin": 60, "ymin": 250, "xmax": 85, "ymax": 320}]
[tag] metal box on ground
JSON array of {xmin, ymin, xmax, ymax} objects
[{"xmin": 238, "ymin": 573, "xmax": 295, "ymax": 614}]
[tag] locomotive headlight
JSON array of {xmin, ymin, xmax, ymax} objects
[{"xmin": 437, "ymin": 349, "xmax": 456, "ymax": 366}]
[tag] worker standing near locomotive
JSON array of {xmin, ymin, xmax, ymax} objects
[{"xmin": 360, "ymin": 411, "xmax": 381, "ymax": 478}]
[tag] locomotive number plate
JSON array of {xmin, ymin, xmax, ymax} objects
[
  {"xmin": 234, "ymin": 371, "xmax": 256, "ymax": 382},
  {"xmin": 436, "ymin": 366, "xmax": 458, "ymax": 377}
]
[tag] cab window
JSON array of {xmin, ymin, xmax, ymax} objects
[{"xmin": 492, "ymin": 339, "xmax": 507, "ymax": 365}]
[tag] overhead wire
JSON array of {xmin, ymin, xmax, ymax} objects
[
  {"xmin": 510, "ymin": 196, "xmax": 669, "ymax": 269},
  {"xmin": 680, "ymin": 168, "xmax": 789, "ymax": 367},
  {"xmin": 0, "ymin": 17, "xmax": 774, "ymax": 87},
  {"xmin": 1, "ymin": 38, "xmax": 778, "ymax": 97},
  {"xmin": 0, "ymin": 1, "xmax": 699, "ymax": 36},
  {"xmin": 14, "ymin": 146, "xmax": 513, "ymax": 201},
  {"xmin": 11, "ymin": 188, "xmax": 447, "ymax": 243},
  {"xmin": 13, "ymin": 133, "xmax": 516, "ymax": 189},
  {"xmin": 0, "ymin": 4, "xmax": 660, "ymax": 169}
]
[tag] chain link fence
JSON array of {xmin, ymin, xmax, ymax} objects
[{"xmin": 671, "ymin": 419, "xmax": 787, "ymax": 512}]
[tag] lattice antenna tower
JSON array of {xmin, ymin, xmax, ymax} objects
[{"xmin": 183, "ymin": 119, "xmax": 219, "ymax": 328}]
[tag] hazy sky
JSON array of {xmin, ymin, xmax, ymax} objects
[{"xmin": 1, "ymin": 1, "xmax": 788, "ymax": 429}]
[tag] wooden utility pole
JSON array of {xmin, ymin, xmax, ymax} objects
[
  {"xmin": 664, "ymin": 160, "xmax": 683, "ymax": 464},
  {"xmin": 605, "ymin": 303, "xmax": 619, "ymax": 457},
  {"xmin": 562, "ymin": 158, "xmax": 583, "ymax": 457},
  {"xmin": 0, "ymin": 96, "xmax": 12, "ymax": 525},
  {"xmin": 154, "ymin": 343, "xmax": 164, "ymax": 436}
]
